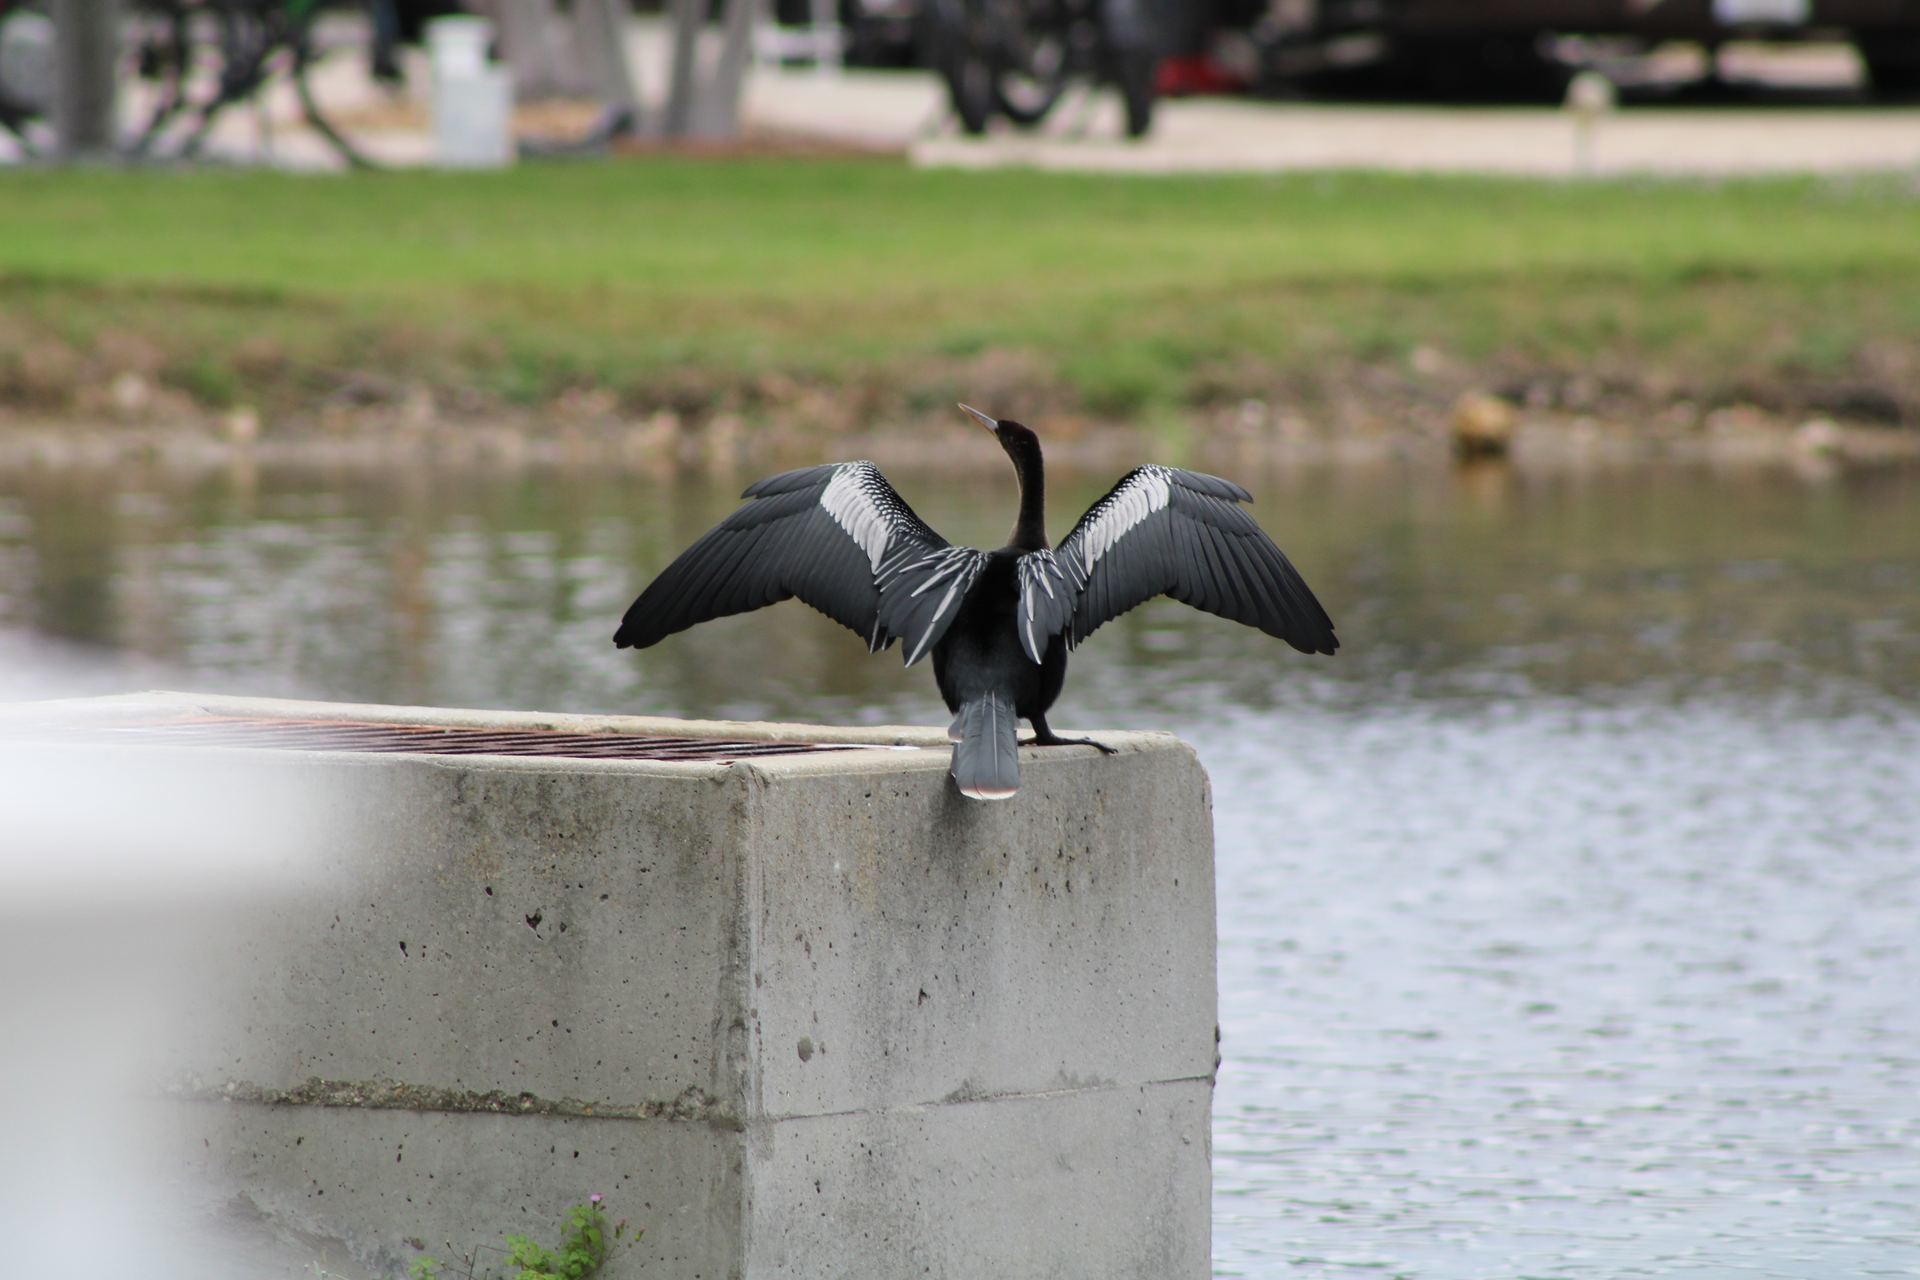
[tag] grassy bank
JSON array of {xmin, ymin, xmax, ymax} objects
[{"xmin": 3, "ymin": 160, "xmax": 1918, "ymax": 433}]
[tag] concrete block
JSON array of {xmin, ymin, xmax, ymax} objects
[
  {"xmin": 9, "ymin": 692, "xmax": 1216, "ymax": 1279},
  {"xmin": 745, "ymin": 1080, "xmax": 1213, "ymax": 1279}
]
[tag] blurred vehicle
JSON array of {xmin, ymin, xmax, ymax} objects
[
  {"xmin": 770, "ymin": 0, "xmax": 1920, "ymax": 104},
  {"xmin": 770, "ymin": 0, "xmax": 922, "ymax": 67},
  {"xmin": 1249, "ymin": 0, "xmax": 1920, "ymax": 99},
  {"xmin": 768, "ymin": 0, "xmax": 1164, "ymax": 129},
  {"xmin": 926, "ymin": 0, "xmax": 1162, "ymax": 135}
]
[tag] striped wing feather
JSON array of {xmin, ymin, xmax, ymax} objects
[
  {"xmin": 614, "ymin": 461, "xmax": 984, "ymax": 662},
  {"xmin": 1044, "ymin": 466, "xmax": 1338, "ymax": 655},
  {"xmin": 1014, "ymin": 550, "xmax": 1084, "ymax": 664},
  {"xmin": 875, "ymin": 545, "xmax": 989, "ymax": 667}
]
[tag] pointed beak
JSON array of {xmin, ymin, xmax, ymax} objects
[{"xmin": 957, "ymin": 403, "xmax": 998, "ymax": 433}]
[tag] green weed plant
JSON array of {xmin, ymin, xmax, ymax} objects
[{"xmin": 409, "ymin": 1197, "xmax": 632, "ymax": 1280}]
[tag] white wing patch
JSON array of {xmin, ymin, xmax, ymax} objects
[
  {"xmin": 820, "ymin": 464, "xmax": 897, "ymax": 572},
  {"xmin": 1077, "ymin": 467, "xmax": 1170, "ymax": 574}
]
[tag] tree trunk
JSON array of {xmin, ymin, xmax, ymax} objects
[{"xmin": 52, "ymin": 0, "xmax": 119, "ymax": 159}]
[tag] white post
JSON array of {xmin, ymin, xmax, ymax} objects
[
  {"xmin": 1565, "ymin": 70, "xmax": 1616, "ymax": 178},
  {"xmin": 427, "ymin": 16, "xmax": 515, "ymax": 168}
]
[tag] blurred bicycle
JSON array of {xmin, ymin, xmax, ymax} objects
[
  {"xmin": 132, "ymin": 0, "xmax": 386, "ymax": 167},
  {"xmin": 925, "ymin": 0, "xmax": 1161, "ymax": 138},
  {"xmin": 0, "ymin": 0, "xmax": 389, "ymax": 167}
]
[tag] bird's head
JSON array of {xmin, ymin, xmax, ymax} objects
[
  {"xmin": 959, "ymin": 404, "xmax": 1048, "ymax": 547},
  {"xmin": 958, "ymin": 403, "xmax": 1040, "ymax": 468}
]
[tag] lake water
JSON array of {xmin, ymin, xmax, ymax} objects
[{"xmin": 4, "ymin": 453, "xmax": 1918, "ymax": 1278}]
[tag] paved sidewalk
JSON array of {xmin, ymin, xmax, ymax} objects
[
  {"xmin": 905, "ymin": 91, "xmax": 1920, "ymax": 177},
  {"xmin": 743, "ymin": 63, "xmax": 1920, "ymax": 177}
]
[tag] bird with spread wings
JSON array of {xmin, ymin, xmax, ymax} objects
[{"xmin": 617, "ymin": 405, "xmax": 1336, "ymax": 799}]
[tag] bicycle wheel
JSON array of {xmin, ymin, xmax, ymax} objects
[
  {"xmin": 173, "ymin": 1, "xmax": 277, "ymax": 159},
  {"xmin": 129, "ymin": 0, "xmax": 196, "ymax": 157},
  {"xmin": 1112, "ymin": 44, "xmax": 1154, "ymax": 137},
  {"xmin": 1098, "ymin": 0, "xmax": 1156, "ymax": 137},
  {"xmin": 926, "ymin": 0, "xmax": 994, "ymax": 134},
  {"xmin": 991, "ymin": 4, "xmax": 1071, "ymax": 127},
  {"xmin": 286, "ymin": 0, "xmax": 382, "ymax": 169}
]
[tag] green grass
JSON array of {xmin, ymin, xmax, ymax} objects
[{"xmin": 2, "ymin": 160, "xmax": 1917, "ymax": 421}]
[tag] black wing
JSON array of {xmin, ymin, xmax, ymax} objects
[
  {"xmin": 1034, "ymin": 465, "xmax": 1338, "ymax": 656},
  {"xmin": 614, "ymin": 461, "xmax": 984, "ymax": 662}
]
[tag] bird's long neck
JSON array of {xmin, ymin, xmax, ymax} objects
[{"xmin": 1007, "ymin": 436, "xmax": 1048, "ymax": 551}]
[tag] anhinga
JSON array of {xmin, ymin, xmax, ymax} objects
[{"xmin": 615, "ymin": 405, "xmax": 1338, "ymax": 800}]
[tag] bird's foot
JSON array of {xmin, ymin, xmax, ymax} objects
[{"xmin": 1027, "ymin": 731, "xmax": 1119, "ymax": 756}]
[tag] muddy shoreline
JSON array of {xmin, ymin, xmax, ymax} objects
[{"xmin": 3, "ymin": 392, "xmax": 1913, "ymax": 479}]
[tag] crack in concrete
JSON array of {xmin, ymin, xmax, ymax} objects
[
  {"xmin": 163, "ymin": 1071, "xmax": 1206, "ymax": 1130},
  {"xmin": 165, "ymin": 1076, "xmax": 743, "ymax": 1129},
  {"xmin": 765, "ymin": 1072, "xmax": 1217, "ymax": 1126}
]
